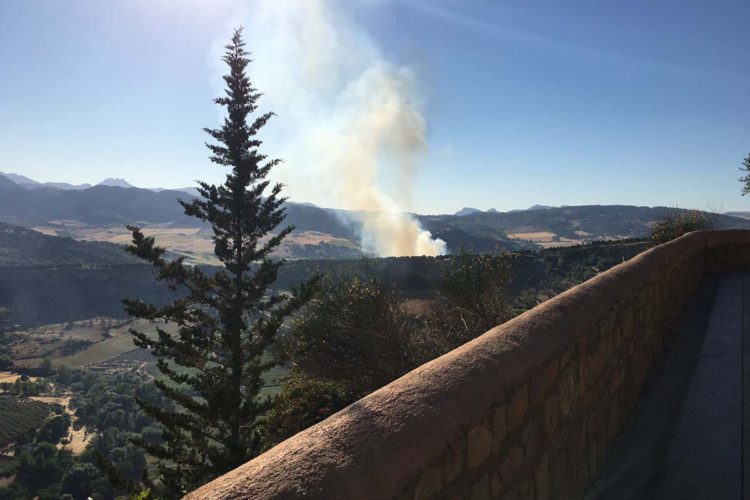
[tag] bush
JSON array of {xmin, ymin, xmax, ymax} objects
[
  {"xmin": 263, "ymin": 375, "xmax": 354, "ymax": 448},
  {"xmin": 36, "ymin": 413, "xmax": 71, "ymax": 444},
  {"xmin": 426, "ymin": 253, "xmax": 515, "ymax": 348},
  {"xmin": 140, "ymin": 426, "xmax": 162, "ymax": 446},
  {"xmin": 282, "ymin": 274, "xmax": 429, "ymax": 396},
  {"xmin": 16, "ymin": 442, "xmax": 70, "ymax": 490},
  {"xmin": 61, "ymin": 463, "xmax": 100, "ymax": 500},
  {"xmin": 650, "ymin": 210, "xmax": 715, "ymax": 246}
]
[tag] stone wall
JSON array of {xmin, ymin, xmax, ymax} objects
[{"xmin": 186, "ymin": 230, "xmax": 750, "ymax": 500}]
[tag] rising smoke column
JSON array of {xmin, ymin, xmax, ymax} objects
[{"xmin": 233, "ymin": 0, "xmax": 446, "ymax": 257}]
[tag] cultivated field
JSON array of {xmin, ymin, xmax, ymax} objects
[
  {"xmin": 0, "ymin": 372, "xmax": 36, "ymax": 384},
  {"xmin": 506, "ymin": 230, "xmax": 579, "ymax": 248},
  {"xmin": 32, "ymin": 223, "xmax": 360, "ymax": 264},
  {"xmin": 10, "ymin": 318, "xmax": 173, "ymax": 369},
  {"xmin": 0, "ymin": 397, "xmax": 52, "ymax": 448}
]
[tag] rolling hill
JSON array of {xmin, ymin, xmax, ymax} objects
[
  {"xmin": 0, "ymin": 222, "xmax": 137, "ymax": 267},
  {"xmin": 0, "ymin": 222, "xmax": 171, "ymax": 326},
  {"xmin": 418, "ymin": 205, "xmax": 750, "ymax": 252}
]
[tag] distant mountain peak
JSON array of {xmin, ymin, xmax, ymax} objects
[
  {"xmin": 455, "ymin": 207, "xmax": 483, "ymax": 216},
  {"xmin": 0, "ymin": 171, "xmax": 37, "ymax": 186},
  {"xmin": 527, "ymin": 204, "xmax": 555, "ymax": 211},
  {"xmin": 0, "ymin": 171, "xmax": 92, "ymax": 190},
  {"xmin": 97, "ymin": 178, "xmax": 136, "ymax": 188},
  {"xmin": 0, "ymin": 174, "xmax": 19, "ymax": 188}
]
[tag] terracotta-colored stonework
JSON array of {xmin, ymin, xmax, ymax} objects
[{"xmin": 186, "ymin": 231, "xmax": 750, "ymax": 500}]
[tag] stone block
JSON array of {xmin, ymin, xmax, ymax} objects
[
  {"xmin": 507, "ymin": 384, "xmax": 529, "ymax": 431},
  {"xmin": 414, "ymin": 466, "xmax": 443, "ymax": 500},
  {"xmin": 558, "ymin": 366, "xmax": 578, "ymax": 419},
  {"xmin": 542, "ymin": 392, "xmax": 560, "ymax": 438},
  {"xmin": 490, "ymin": 473, "xmax": 503, "ymax": 497},
  {"xmin": 608, "ymin": 365, "xmax": 625, "ymax": 394},
  {"xmin": 597, "ymin": 309, "xmax": 617, "ymax": 338},
  {"xmin": 499, "ymin": 446, "xmax": 524, "ymax": 485},
  {"xmin": 522, "ymin": 417, "xmax": 544, "ymax": 467},
  {"xmin": 492, "ymin": 404, "xmax": 507, "ymax": 453},
  {"xmin": 442, "ymin": 438, "xmax": 465, "ymax": 484},
  {"xmin": 468, "ymin": 421, "xmax": 492, "ymax": 468},
  {"xmin": 560, "ymin": 344, "xmax": 574, "ymax": 370},
  {"xmin": 470, "ymin": 474, "xmax": 490, "ymax": 500},
  {"xmin": 517, "ymin": 479, "xmax": 534, "ymax": 499},
  {"xmin": 530, "ymin": 360, "xmax": 560, "ymax": 409},
  {"xmin": 606, "ymin": 396, "xmax": 621, "ymax": 440},
  {"xmin": 534, "ymin": 454, "xmax": 549, "ymax": 500}
]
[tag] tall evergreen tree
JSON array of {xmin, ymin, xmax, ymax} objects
[
  {"xmin": 740, "ymin": 153, "xmax": 750, "ymax": 196},
  {"xmin": 123, "ymin": 28, "xmax": 317, "ymax": 495}
]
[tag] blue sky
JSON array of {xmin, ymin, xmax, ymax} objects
[{"xmin": 0, "ymin": 0, "xmax": 748, "ymax": 214}]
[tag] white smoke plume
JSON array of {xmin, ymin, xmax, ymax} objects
[{"xmin": 228, "ymin": 0, "xmax": 446, "ymax": 257}]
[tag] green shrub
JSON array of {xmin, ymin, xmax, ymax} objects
[
  {"xmin": 281, "ymin": 274, "xmax": 427, "ymax": 396},
  {"xmin": 650, "ymin": 210, "xmax": 715, "ymax": 246},
  {"xmin": 263, "ymin": 375, "xmax": 354, "ymax": 448},
  {"xmin": 36, "ymin": 413, "xmax": 71, "ymax": 444},
  {"xmin": 426, "ymin": 252, "xmax": 515, "ymax": 347}
]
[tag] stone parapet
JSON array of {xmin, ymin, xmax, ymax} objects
[{"xmin": 186, "ymin": 230, "xmax": 750, "ymax": 500}]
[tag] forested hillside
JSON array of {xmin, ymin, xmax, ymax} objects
[
  {"xmin": 0, "ymin": 222, "xmax": 166, "ymax": 326},
  {"xmin": 274, "ymin": 239, "xmax": 650, "ymax": 304},
  {"xmin": 0, "ymin": 222, "xmax": 137, "ymax": 267}
]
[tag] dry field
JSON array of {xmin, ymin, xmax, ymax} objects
[
  {"xmin": 42, "ymin": 224, "xmax": 220, "ymax": 265},
  {"xmin": 33, "ymin": 223, "xmax": 359, "ymax": 264},
  {"xmin": 10, "ymin": 318, "xmax": 173, "ymax": 369},
  {"xmin": 0, "ymin": 372, "xmax": 35, "ymax": 384},
  {"xmin": 506, "ymin": 230, "xmax": 580, "ymax": 248}
]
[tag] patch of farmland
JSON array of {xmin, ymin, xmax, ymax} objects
[
  {"xmin": 11, "ymin": 318, "xmax": 173, "ymax": 369},
  {"xmin": 0, "ymin": 397, "xmax": 52, "ymax": 447}
]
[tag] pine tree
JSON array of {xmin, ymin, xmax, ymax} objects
[
  {"xmin": 740, "ymin": 153, "xmax": 750, "ymax": 196},
  {"xmin": 123, "ymin": 28, "xmax": 318, "ymax": 495}
]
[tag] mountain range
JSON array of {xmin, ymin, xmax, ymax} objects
[
  {"xmin": 0, "ymin": 171, "xmax": 200, "ymax": 196},
  {"xmin": 0, "ymin": 172, "xmax": 354, "ymax": 238},
  {"xmin": 2, "ymin": 171, "xmax": 750, "ymax": 257},
  {"xmin": 455, "ymin": 204, "xmax": 555, "ymax": 216}
]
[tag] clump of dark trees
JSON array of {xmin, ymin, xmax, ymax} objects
[
  {"xmin": 649, "ymin": 209, "xmax": 715, "ymax": 245},
  {"xmin": 0, "ymin": 369, "xmax": 166, "ymax": 500},
  {"xmin": 264, "ymin": 253, "xmax": 515, "ymax": 445}
]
